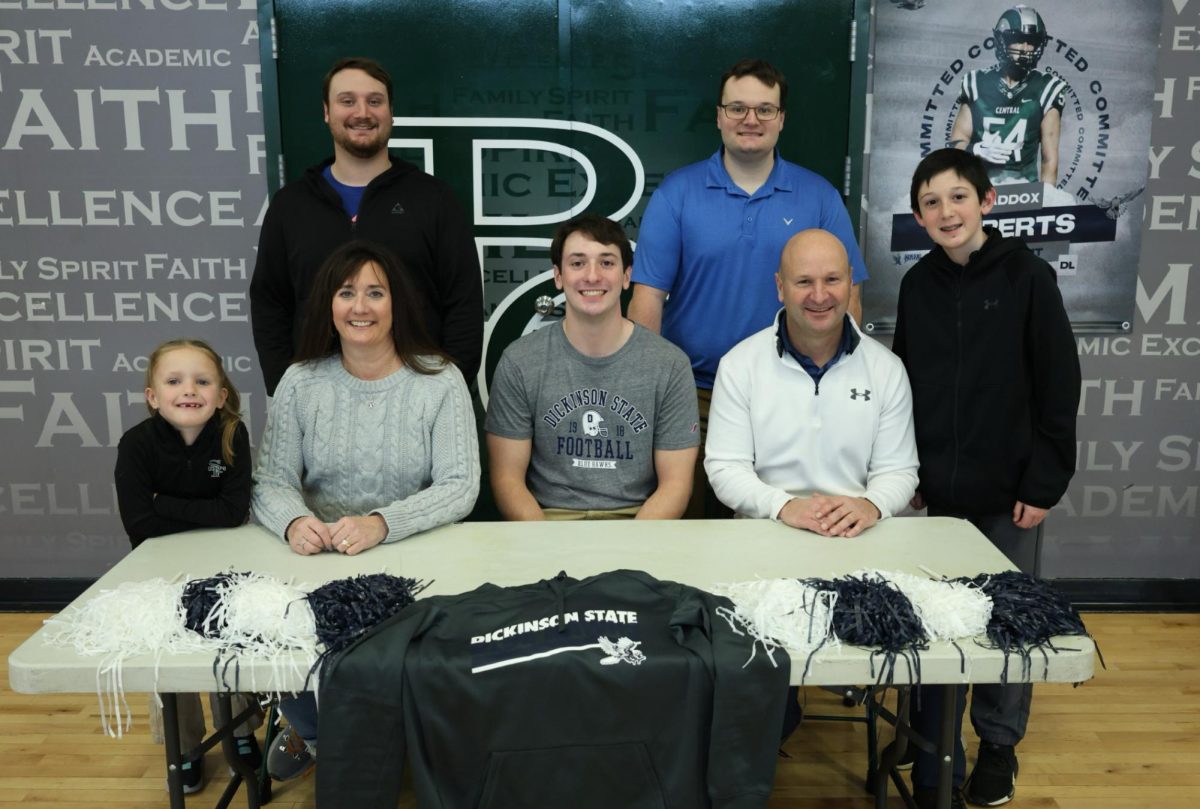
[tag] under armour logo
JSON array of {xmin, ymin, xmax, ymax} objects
[
  {"xmin": 391, "ymin": 203, "xmax": 405, "ymax": 214},
  {"xmin": 783, "ymin": 217, "xmax": 794, "ymax": 225},
  {"xmin": 983, "ymin": 299, "xmax": 999, "ymax": 310},
  {"xmin": 850, "ymin": 388, "xmax": 871, "ymax": 401}
]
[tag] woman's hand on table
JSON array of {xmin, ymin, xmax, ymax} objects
[
  {"xmin": 286, "ymin": 516, "xmax": 333, "ymax": 555},
  {"xmin": 330, "ymin": 514, "xmax": 388, "ymax": 555}
]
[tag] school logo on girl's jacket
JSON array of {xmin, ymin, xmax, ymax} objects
[{"xmin": 207, "ymin": 459, "xmax": 227, "ymax": 478}]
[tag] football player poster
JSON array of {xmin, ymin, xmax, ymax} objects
[{"xmin": 861, "ymin": 1, "xmax": 1161, "ymax": 332}]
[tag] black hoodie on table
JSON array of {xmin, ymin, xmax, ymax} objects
[{"xmin": 317, "ymin": 569, "xmax": 789, "ymax": 809}]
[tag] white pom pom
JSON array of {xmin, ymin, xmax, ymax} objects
[
  {"xmin": 712, "ymin": 579, "xmax": 838, "ymax": 668},
  {"xmin": 43, "ymin": 572, "xmax": 324, "ymax": 735},
  {"xmin": 205, "ymin": 572, "xmax": 319, "ymax": 696},
  {"xmin": 853, "ymin": 569, "xmax": 992, "ymax": 642},
  {"xmin": 43, "ymin": 578, "xmax": 213, "ymax": 738}
]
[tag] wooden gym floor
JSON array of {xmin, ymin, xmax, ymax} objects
[{"xmin": 2, "ymin": 612, "xmax": 1197, "ymax": 807}]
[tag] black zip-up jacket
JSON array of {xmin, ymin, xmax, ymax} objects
[
  {"xmin": 114, "ymin": 414, "xmax": 251, "ymax": 547},
  {"xmin": 317, "ymin": 570, "xmax": 789, "ymax": 809},
  {"xmin": 249, "ymin": 157, "xmax": 483, "ymax": 395},
  {"xmin": 892, "ymin": 228, "xmax": 1080, "ymax": 514}
]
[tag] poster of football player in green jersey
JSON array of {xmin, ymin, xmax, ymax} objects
[
  {"xmin": 862, "ymin": 0, "xmax": 1160, "ymax": 332},
  {"xmin": 950, "ymin": 6, "xmax": 1068, "ymax": 185}
]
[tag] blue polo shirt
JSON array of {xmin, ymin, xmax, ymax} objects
[{"xmin": 633, "ymin": 149, "xmax": 868, "ymax": 389}]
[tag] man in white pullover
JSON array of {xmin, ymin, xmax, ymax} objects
[{"xmin": 705, "ymin": 229, "xmax": 918, "ymax": 538}]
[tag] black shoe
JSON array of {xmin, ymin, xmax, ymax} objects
[
  {"xmin": 964, "ymin": 742, "xmax": 1018, "ymax": 806},
  {"xmin": 266, "ymin": 725, "xmax": 316, "ymax": 781},
  {"xmin": 914, "ymin": 785, "xmax": 966, "ymax": 809},
  {"xmin": 179, "ymin": 755, "xmax": 205, "ymax": 794},
  {"xmin": 894, "ymin": 742, "xmax": 916, "ymax": 770},
  {"xmin": 228, "ymin": 734, "xmax": 262, "ymax": 775}
]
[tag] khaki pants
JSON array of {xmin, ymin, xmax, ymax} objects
[
  {"xmin": 149, "ymin": 692, "xmax": 262, "ymax": 753},
  {"xmin": 685, "ymin": 387, "xmax": 733, "ymax": 520}
]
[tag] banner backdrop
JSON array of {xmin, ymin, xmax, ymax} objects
[
  {"xmin": 264, "ymin": 0, "xmax": 858, "ymax": 404},
  {"xmin": 0, "ymin": 1, "xmax": 1194, "ymax": 586},
  {"xmin": 0, "ymin": 3, "xmax": 267, "ymax": 577},
  {"xmin": 862, "ymin": 0, "xmax": 1161, "ymax": 332}
]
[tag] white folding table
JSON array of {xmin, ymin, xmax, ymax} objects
[{"xmin": 9, "ymin": 517, "xmax": 1096, "ymax": 809}]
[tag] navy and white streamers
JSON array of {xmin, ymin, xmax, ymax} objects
[{"xmin": 43, "ymin": 570, "xmax": 426, "ymax": 735}]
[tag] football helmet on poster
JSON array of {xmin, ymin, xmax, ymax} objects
[{"xmin": 993, "ymin": 5, "xmax": 1049, "ymax": 79}]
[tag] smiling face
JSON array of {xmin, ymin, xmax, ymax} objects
[
  {"xmin": 716, "ymin": 74, "xmax": 784, "ymax": 162},
  {"xmin": 553, "ymin": 231, "xmax": 631, "ymax": 322},
  {"xmin": 332, "ymin": 261, "xmax": 394, "ymax": 352},
  {"xmin": 913, "ymin": 168, "xmax": 997, "ymax": 265},
  {"xmin": 145, "ymin": 347, "xmax": 228, "ymax": 443},
  {"xmin": 324, "ymin": 68, "xmax": 392, "ymax": 160},
  {"xmin": 776, "ymin": 230, "xmax": 852, "ymax": 350}
]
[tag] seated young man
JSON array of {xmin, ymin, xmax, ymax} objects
[{"xmin": 485, "ymin": 214, "xmax": 699, "ymax": 520}]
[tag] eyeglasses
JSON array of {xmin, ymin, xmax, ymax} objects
[{"xmin": 718, "ymin": 103, "xmax": 782, "ymax": 121}]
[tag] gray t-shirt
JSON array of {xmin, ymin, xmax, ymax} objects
[{"xmin": 486, "ymin": 323, "xmax": 699, "ymax": 510}]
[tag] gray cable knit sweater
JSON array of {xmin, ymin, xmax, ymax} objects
[{"xmin": 251, "ymin": 355, "xmax": 480, "ymax": 542}]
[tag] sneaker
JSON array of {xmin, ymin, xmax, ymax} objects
[
  {"xmin": 894, "ymin": 742, "xmax": 916, "ymax": 770},
  {"xmin": 179, "ymin": 755, "xmax": 205, "ymax": 794},
  {"xmin": 267, "ymin": 725, "xmax": 316, "ymax": 782},
  {"xmin": 228, "ymin": 734, "xmax": 262, "ymax": 775},
  {"xmin": 964, "ymin": 742, "xmax": 1018, "ymax": 806},
  {"xmin": 914, "ymin": 785, "xmax": 967, "ymax": 809}
]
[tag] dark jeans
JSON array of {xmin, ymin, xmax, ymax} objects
[
  {"xmin": 910, "ymin": 509, "xmax": 1040, "ymax": 788},
  {"xmin": 279, "ymin": 692, "xmax": 319, "ymax": 746}
]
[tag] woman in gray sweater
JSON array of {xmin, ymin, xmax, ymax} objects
[{"xmin": 251, "ymin": 240, "xmax": 480, "ymax": 780}]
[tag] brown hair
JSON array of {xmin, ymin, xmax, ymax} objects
[
  {"xmin": 550, "ymin": 214, "xmax": 633, "ymax": 269},
  {"xmin": 322, "ymin": 56, "xmax": 393, "ymax": 106},
  {"xmin": 910, "ymin": 147, "xmax": 994, "ymax": 212},
  {"xmin": 294, "ymin": 241, "xmax": 450, "ymax": 375},
  {"xmin": 719, "ymin": 58, "xmax": 788, "ymax": 111},
  {"xmin": 144, "ymin": 339, "xmax": 242, "ymax": 465}
]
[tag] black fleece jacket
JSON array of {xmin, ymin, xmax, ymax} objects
[
  {"xmin": 249, "ymin": 156, "xmax": 483, "ymax": 395},
  {"xmin": 892, "ymin": 228, "xmax": 1080, "ymax": 515},
  {"xmin": 114, "ymin": 414, "xmax": 251, "ymax": 547}
]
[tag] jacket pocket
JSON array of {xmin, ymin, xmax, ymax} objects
[{"xmin": 475, "ymin": 742, "xmax": 668, "ymax": 809}]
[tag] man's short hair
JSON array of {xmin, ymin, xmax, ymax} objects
[
  {"xmin": 719, "ymin": 58, "xmax": 788, "ymax": 111},
  {"xmin": 910, "ymin": 148, "xmax": 993, "ymax": 211},
  {"xmin": 550, "ymin": 214, "xmax": 633, "ymax": 269},
  {"xmin": 322, "ymin": 57, "xmax": 393, "ymax": 106}
]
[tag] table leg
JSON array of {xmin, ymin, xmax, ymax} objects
[
  {"xmin": 161, "ymin": 693, "xmax": 185, "ymax": 809},
  {"xmin": 936, "ymin": 685, "xmax": 957, "ymax": 809},
  {"xmin": 215, "ymin": 694, "xmax": 262, "ymax": 809},
  {"xmin": 874, "ymin": 687, "xmax": 918, "ymax": 809}
]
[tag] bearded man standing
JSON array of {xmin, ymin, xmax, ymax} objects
[{"xmin": 250, "ymin": 57, "xmax": 482, "ymax": 396}]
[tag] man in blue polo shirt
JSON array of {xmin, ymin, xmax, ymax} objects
[{"xmin": 628, "ymin": 57, "xmax": 869, "ymax": 516}]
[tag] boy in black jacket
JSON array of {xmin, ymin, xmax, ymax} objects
[{"xmin": 892, "ymin": 149, "xmax": 1080, "ymax": 808}]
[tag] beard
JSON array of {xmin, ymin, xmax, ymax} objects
[{"xmin": 332, "ymin": 119, "xmax": 390, "ymax": 159}]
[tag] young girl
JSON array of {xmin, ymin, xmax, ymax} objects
[{"xmin": 113, "ymin": 338, "xmax": 261, "ymax": 793}]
